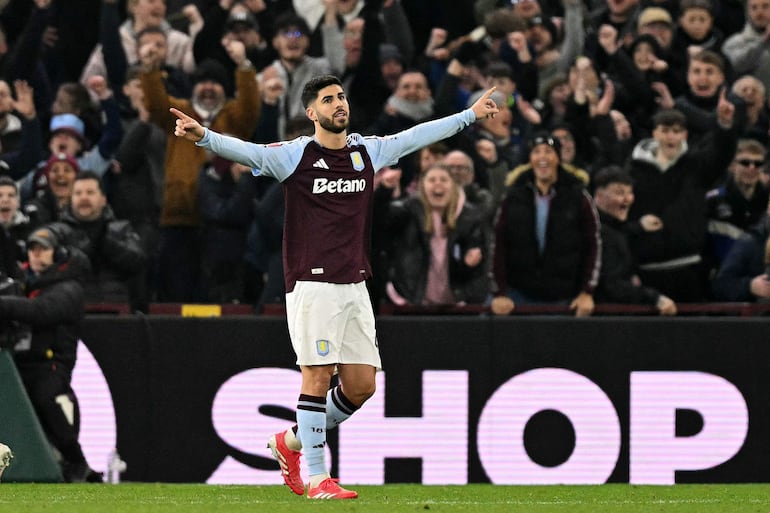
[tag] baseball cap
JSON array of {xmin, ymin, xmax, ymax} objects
[
  {"xmin": 27, "ymin": 226, "xmax": 59, "ymax": 249},
  {"xmin": 49, "ymin": 114, "xmax": 86, "ymax": 144},
  {"xmin": 637, "ymin": 7, "xmax": 673, "ymax": 29}
]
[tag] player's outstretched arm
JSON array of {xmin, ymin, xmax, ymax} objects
[
  {"xmin": 469, "ymin": 86, "xmax": 500, "ymax": 122},
  {"xmin": 170, "ymin": 107, "xmax": 205, "ymax": 142}
]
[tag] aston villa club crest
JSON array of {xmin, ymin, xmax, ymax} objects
[
  {"xmin": 350, "ymin": 151, "xmax": 364, "ymax": 171},
  {"xmin": 316, "ymin": 339, "xmax": 330, "ymax": 356}
]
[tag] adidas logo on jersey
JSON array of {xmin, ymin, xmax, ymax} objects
[
  {"xmin": 312, "ymin": 158, "xmax": 330, "ymax": 169},
  {"xmin": 312, "ymin": 177, "xmax": 366, "ymax": 194}
]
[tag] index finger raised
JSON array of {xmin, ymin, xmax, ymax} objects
[{"xmin": 170, "ymin": 107, "xmax": 193, "ymax": 122}]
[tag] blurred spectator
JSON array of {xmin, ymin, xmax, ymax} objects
[
  {"xmin": 672, "ymin": 50, "xmax": 743, "ymax": 149},
  {"xmin": 528, "ymin": 0, "xmax": 585, "ymax": 100},
  {"xmin": 731, "ymin": 74, "xmax": 770, "ymax": 145},
  {"xmin": 19, "ymin": 76, "xmax": 123, "ymax": 202},
  {"xmin": 108, "ymin": 65, "xmax": 166, "ymax": 300},
  {"xmin": 491, "ymin": 132, "xmax": 600, "ymax": 316},
  {"xmin": 379, "ymin": 43, "xmax": 404, "ymax": 93},
  {"xmin": 0, "ymin": 80, "xmax": 40, "ymax": 177},
  {"xmin": 245, "ymin": 178, "xmax": 285, "ymax": 310},
  {"xmin": 0, "ymin": 80, "xmax": 22, "ymax": 156},
  {"xmin": 583, "ymin": 0, "xmax": 640, "ymax": 68},
  {"xmin": 269, "ymin": 12, "xmax": 331, "ymax": 138},
  {"xmin": 0, "ymin": 0, "xmax": 54, "ymax": 113},
  {"xmin": 636, "ymin": 7, "xmax": 676, "ymax": 58},
  {"xmin": 459, "ymin": 89, "xmax": 531, "ymax": 181},
  {"xmin": 374, "ymin": 163, "xmax": 490, "ymax": 306},
  {"xmin": 598, "ymin": 24, "xmax": 680, "ymax": 137},
  {"xmin": 140, "ymin": 40, "xmax": 260, "ymax": 301},
  {"xmin": 550, "ymin": 122, "xmax": 591, "ymax": 176},
  {"xmin": 22, "ymin": 153, "xmax": 79, "ymax": 228},
  {"xmin": 55, "ymin": 171, "xmax": 148, "ymax": 313},
  {"xmin": 443, "ymin": 149, "xmax": 496, "ymax": 225},
  {"xmin": 135, "ymin": 27, "xmax": 192, "ymax": 98},
  {"xmin": 50, "ymin": 82, "xmax": 104, "ymax": 145},
  {"xmin": 80, "ymin": 0, "xmax": 196, "ymax": 85},
  {"xmin": 535, "ymin": 73, "xmax": 570, "ymax": 125},
  {"xmin": 722, "ymin": 0, "xmax": 770, "ymax": 92},
  {"xmin": 705, "ymin": 139, "xmax": 770, "ymax": 272},
  {"xmin": 592, "ymin": 165, "xmax": 677, "ymax": 314},
  {"xmin": 1, "ymin": 225, "xmax": 100, "ymax": 482},
  {"xmin": 0, "ymin": 176, "xmax": 30, "ymax": 279},
  {"xmin": 193, "ymin": 1, "xmax": 277, "ymax": 74},
  {"xmin": 626, "ymin": 103, "xmax": 737, "ymax": 303},
  {"xmin": 712, "ymin": 200, "xmax": 770, "ymax": 301},
  {"xmin": 251, "ymin": 65, "xmax": 286, "ymax": 142},
  {"xmin": 198, "ymin": 156, "xmax": 258, "ymax": 303},
  {"xmin": 295, "ymin": 0, "xmax": 364, "ymax": 58},
  {"xmin": 671, "ymin": 0, "xmax": 725, "ymax": 65},
  {"xmin": 334, "ymin": 2, "xmax": 407, "ymax": 132},
  {"xmin": 367, "ymin": 70, "xmax": 435, "ymax": 188}
]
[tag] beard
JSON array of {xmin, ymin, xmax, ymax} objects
[{"xmin": 317, "ymin": 112, "xmax": 348, "ymax": 134}]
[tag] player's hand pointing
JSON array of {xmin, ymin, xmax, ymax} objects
[
  {"xmin": 470, "ymin": 86, "xmax": 500, "ymax": 121},
  {"xmin": 170, "ymin": 107, "xmax": 205, "ymax": 142}
]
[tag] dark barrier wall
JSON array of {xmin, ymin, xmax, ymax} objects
[{"xmin": 75, "ymin": 316, "xmax": 770, "ymax": 484}]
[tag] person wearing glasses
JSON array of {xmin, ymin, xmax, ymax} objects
[
  {"xmin": 268, "ymin": 13, "xmax": 331, "ymax": 139},
  {"xmin": 705, "ymin": 138, "xmax": 770, "ymax": 274}
]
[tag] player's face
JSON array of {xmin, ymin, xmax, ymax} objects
[{"xmin": 311, "ymin": 85, "xmax": 349, "ymax": 134}]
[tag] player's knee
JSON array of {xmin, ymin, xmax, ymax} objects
[{"xmin": 349, "ymin": 381, "xmax": 376, "ymax": 406}]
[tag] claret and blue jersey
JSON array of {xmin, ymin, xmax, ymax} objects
[{"xmin": 197, "ymin": 110, "xmax": 477, "ymax": 292}]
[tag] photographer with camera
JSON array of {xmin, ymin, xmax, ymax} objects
[{"xmin": 0, "ymin": 225, "xmax": 100, "ymax": 482}]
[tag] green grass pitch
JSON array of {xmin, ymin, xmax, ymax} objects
[{"xmin": 1, "ymin": 484, "xmax": 770, "ymax": 513}]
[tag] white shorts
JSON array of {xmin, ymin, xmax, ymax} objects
[{"xmin": 285, "ymin": 281, "xmax": 382, "ymax": 369}]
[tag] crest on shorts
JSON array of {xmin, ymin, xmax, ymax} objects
[
  {"xmin": 316, "ymin": 339, "xmax": 330, "ymax": 356},
  {"xmin": 350, "ymin": 151, "xmax": 365, "ymax": 171}
]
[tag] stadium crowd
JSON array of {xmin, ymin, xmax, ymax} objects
[{"xmin": 0, "ymin": 0, "xmax": 769, "ymax": 316}]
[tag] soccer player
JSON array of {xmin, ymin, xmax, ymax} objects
[{"xmin": 170, "ymin": 75, "xmax": 499, "ymax": 499}]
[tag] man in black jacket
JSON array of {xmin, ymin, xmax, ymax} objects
[
  {"xmin": 56, "ymin": 171, "xmax": 147, "ymax": 313},
  {"xmin": 592, "ymin": 166, "xmax": 677, "ymax": 314},
  {"xmin": 0, "ymin": 225, "xmax": 100, "ymax": 482}
]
